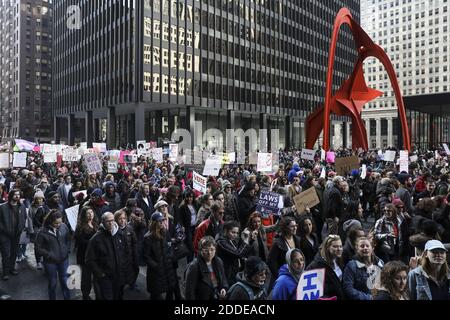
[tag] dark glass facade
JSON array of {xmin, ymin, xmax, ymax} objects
[{"xmin": 53, "ymin": 0, "xmax": 360, "ymax": 149}]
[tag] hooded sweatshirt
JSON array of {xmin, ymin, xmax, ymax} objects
[{"xmin": 272, "ymin": 248, "xmax": 303, "ymax": 300}]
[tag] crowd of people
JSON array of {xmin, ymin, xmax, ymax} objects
[{"xmin": 0, "ymin": 145, "xmax": 449, "ymax": 300}]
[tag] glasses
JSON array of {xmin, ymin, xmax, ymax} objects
[{"xmin": 201, "ymin": 248, "xmax": 216, "ymax": 253}]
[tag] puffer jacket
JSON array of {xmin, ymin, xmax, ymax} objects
[
  {"xmin": 272, "ymin": 264, "xmax": 298, "ymax": 300},
  {"xmin": 35, "ymin": 223, "xmax": 71, "ymax": 264}
]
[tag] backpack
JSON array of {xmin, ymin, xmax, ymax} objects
[{"xmin": 227, "ymin": 281, "xmax": 255, "ymax": 300}]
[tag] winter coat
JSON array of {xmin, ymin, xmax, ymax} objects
[
  {"xmin": 224, "ymin": 193, "xmax": 239, "ymax": 222},
  {"xmin": 102, "ymin": 192, "xmax": 121, "ymax": 213},
  {"xmin": 237, "ymin": 194, "xmax": 257, "ymax": 228},
  {"xmin": 185, "ymin": 256, "xmax": 228, "ymax": 300},
  {"xmin": 395, "ymin": 187, "xmax": 413, "ymax": 214},
  {"xmin": 373, "ymin": 290, "xmax": 394, "ymax": 300},
  {"xmin": 246, "ymin": 224, "xmax": 278, "ymax": 262},
  {"xmin": 56, "ymin": 184, "xmax": 71, "ymax": 210},
  {"xmin": 306, "ymin": 253, "xmax": 346, "ymax": 300},
  {"xmin": 35, "ymin": 223, "xmax": 71, "ymax": 264},
  {"xmin": 299, "ymin": 233, "xmax": 320, "ymax": 267},
  {"xmin": 193, "ymin": 217, "xmax": 224, "ymax": 254},
  {"xmin": 121, "ymin": 224, "xmax": 139, "ymax": 285},
  {"xmin": 227, "ymin": 272, "xmax": 269, "ymax": 300},
  {"xmin": 272, "ymin": 264, "xmax": 299, "ymax": 300},
  {"xmin": 342, "ymin": 256, "xmax": 384, "ymax": 300},
  {"xmin": 287, "ymin": 164, "xmax": 301, "ymax": 184},
  {"xmin": 143, "ymin": 231, "xmax": 177, "ymax": 295},
  {"xmin": 323, "ymin": 185, "xmax": 345, "ymax": 220},
  {"xmin": 267, "ymin": 235, "xmax": 301, "ymax": 283},
  {"xmin": 216, "ymin": 235, "xmax": 252, "ymax": 285},
  {"xmin": 74, "ymin": 225, "xmax": 97, "ymax": 265},
  {"xmin": 0, "ymin": 202, "xmax": 27, "ymax": 238},
  {"xmin": 135, "ymin": 192, "xmax": 154, "ymax": 222}
]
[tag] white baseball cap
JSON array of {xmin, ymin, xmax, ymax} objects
[{"xmin": 425, "ymin": 240, "xmax": 448, "ymax": 252}]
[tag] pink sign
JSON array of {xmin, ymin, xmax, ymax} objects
[
  {"xmin": 326, "ymin": 151, "xmax": 335, "ymax": 163},
  {"xmin": 119, "ymin": 150, "xmax": 131, "ymax": 164}
]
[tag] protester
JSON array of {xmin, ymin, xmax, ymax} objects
[
  {"xmin": 193, "ymin": 201, "xmax": 225, "ymax": 254},
  {"xmin": 243, "ymin": 212, "xmax": 278, "ymax": 262},
  {"xmin": 373, "ymin": 261, "xmax": 409, "ymax": 300},
  {"xmin": 272, "ymin": 249, "xmax": 305, "ymax": 300}
]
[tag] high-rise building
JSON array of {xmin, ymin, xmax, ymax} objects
[
  {"xmin": 361, "ymin": 0, "xmax": 450, "ymax": 149},
  {"xmin": 53, "ymin": 0, "xmax": 360, "ymax": 149},
  {"xmin": 0, "ymin": 0, "xmax": 53, "ymax": 141}
]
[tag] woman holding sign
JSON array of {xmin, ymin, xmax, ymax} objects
[{"xmin": 306, "ymin": 234, "xmax": 346, "ymax": 300}]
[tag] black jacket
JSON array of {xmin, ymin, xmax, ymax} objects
[
  {"xmin": 35, "ymin": 223, "xmax": 71, "ymax": 264},
  {"xmin": 323, "ymin": 186, "xmax": 345, "ymax": 220},
  {"xmin": 185, "ymin": 256, "xmax": 228, "ymax": 300},
  {"xmin": 0, "ymin": 202, "xmax": 27, "ymax": 238},
  {"xmin": 299, "ymin": 233, "xmax": 320, "ymax": 267},
  {"xmin": 74, "ymin": 225, "xmax": 97, "ymax": 265},
  {"xmin": 237, "ymin": 194, "xmax": 257, "ymax": 228},
  {"xmin": 267, "ymin": 235, "xmax": 301, "ymax": 281},
  {"xmin": 216, "ymin": 235, "xmax": 252, "ymax": 285},
  {"xmin": 143, "ymin": 231, "xmax": 177, "ymax": 295},
  {"xmin": 227, "ymin": 272, "xmax": 269, "ymax": 300},
  {"xmin": 136, "ymin": 192, "xmax": 154, "ymax": 222},
  {"xmin": 306, "ymin": 253, "xmax": 346, "ymax": 300},
  {"xmin": 85, "ymin": 226, "xmax": 130, "ymax": 286}
]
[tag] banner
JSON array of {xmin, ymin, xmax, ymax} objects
[
  {"xmin": 293, "ymin": 187, "xmax": 320, "ymax": 215},
  {"xmin": 443, "ymin": 143, "xmax": 450, "ymax": 155},
  {"xmin": 13, "ymin": 153, "xmax": 27, "ymax": 168},
  {"xmin": 326, "ymin": 151, "xmax": 335, "ymax": 163},
  {"xmin": 203, "ymin": 155, "xmax": 223, "ymax": 176},
  {"xmin": 228, "ymin": 152, "xmax": 236, "ymax": 164},
  {"xmin": 384, "ymin": 150, "xmax": 396, "ymax": 162},
  {"xmin": 334, "ymin": 156, "xmax": 360, "ymax": 176},
  {"xmin": 14, "ymin": 139, "xmax": 36, "ymax": 152},
  {"xmin": 257, "ymin": 153, "xmax": 273, "ymax": 172},
  {"xmin": 301, "ymin": 149, "xmax": 315, "ymax": 161},
  {"xmin": 43, "ymin": 144, "xmax": 57, "ymax": 163},
  {"xmin": 169, "ymin": 144, "xmax": 179, "ymax": 160},
  {"xmin": 108, "ymin": 162, "xmax": 118, "ymax": 173},
  {"xmin": 296, "ymin": 269, "xmax": 325, "ymax": 300},
  {"xmin": 62, "ymin": 147, "xmax": 79, "ymax": 162},
  {"xmin": 0, "ymin": 153, "xmax": 10, "ymax": 169},
  {"xmin": 256, "ymin": 191, "xmax": 282, "ymax": 216},
  {"xmin": 84, "ymin": 153, "xmax": 103, "ymax": 174},
  {"xmin": 193, "ymin": 171, "xmax": 207, "ymax": 194},
  {"xmin": 399, "ymin": 150, "xmax": 409, "ymax": 173},
  {"xmin": 65, "ymin": 205, "xmax": 80, "ymax": 232}
]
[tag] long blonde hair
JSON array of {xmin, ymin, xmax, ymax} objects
[{"xmin": 320, "ymin": 234, "xmax": 343, "ymax": 267}]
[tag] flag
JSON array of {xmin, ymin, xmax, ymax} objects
[{"xmin": 14, "ymin": 139, "xmax": 36, "ymax": 152}]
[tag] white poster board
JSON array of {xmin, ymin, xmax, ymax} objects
[
  {"xmin": 257, "ymin": 153, "xmax": 273, "ymax": 172},
  {"xmin": 65, "ymin": 205, "xmax": 80, "ymax": 232},
  {"xmin": 399, "ymin": 150, "xmax": 409, "ymax": 173},
  {"xmin": 136, "ymin": 141, "xmax": 149, "ymax": 157},
  {"xmin": 84, "ymin": 153, "xmax": 103, "ymax": 174},
  {"xmin": 203, "ymin": 155, "xmax": 223, "ymax": 176},
  {"xmin": 108, "ymin": 162, "xmax": 118, "ymax": 173},
  {"xmin": 296, "ymin": 268, "xmax": 325, "ymax": 300},
  {"xmin": 321, "ymin": 149, "xmax": 326, "ymax": 161},
  {"xmin": 169, "ymin": 144, "xmax": 179, "ymax": 161},
  {"xmin": 361, "ymin": 164, "xmax": 367, "ymax": 179},
  {"xmin": 0, "ymin": 153, "xmax": 10, "ymax": 169},
  {"xmin": 62, "ymin": 147, "xmax": 79, "ymax": 162},
  {"xmin": 92, "ymin": 143, "xmax": 107, "ymax": 153},
  {"xmin": 320, "ymin": 167, "xmax": 326, "ymax": 179},
  {"xmin": 43, "ymin": 144, "xmax": 57, "ymax": 163},
  {"xmin": 151, "ymin": 148, "xmax": 163, "ymax": 163},
  {"xmin": 409, "ymin": 155, "xmax": 418, "ymax": 162},
  {"xmin": 301, "ymin": 149, "xmax": 315, "ymax": 161},
  {"xmin": 383, "ymin": 150, "xmax": 396, "ymax": 162},
  {"xmin": 13, "ymin": 153, "xmax": 27, "ymax": 168},
  {"xmin": 443, "ymin": 144, "xmax": 450, "ymax": 155},
  {"xmin": 193, "ymin": 171, "xmax": 207, "ymax": 194}
]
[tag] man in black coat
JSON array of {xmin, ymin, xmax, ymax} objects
[
  {"xmin": 237, "ymin": 182, "xmax": 257, "ymax": 229},
  {"xmin": 323, "ymin": 176, "xmax": 346, "ymax": 223},
  {"xmin": 135, "ymin": 183, "xmax": 154, "ymax": 222},
  {"xmin": 0, "ymin": 189, "xmax": 27, "ymax": 280},
  {"xmin": 85, "ymin": 212, "xmax": 131, "ymax": 300}
]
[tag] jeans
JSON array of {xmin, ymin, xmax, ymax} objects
[{"xmin": 44, "ymin": 259, "xmax": 70, "ymax": 300}]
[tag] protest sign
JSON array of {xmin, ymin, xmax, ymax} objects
[
  {"xmin": 119, "ymin": 150, "xmax": 131, "ymax": 164},
  {"xmin": 203, "ymin": 155, "xmax": 223, "ymax": 176},
  {"xmin": 65, "ymin": 205, "xmax": 80, "ymax": 232},
  {"xmin": 399, "ymin": 150, "xmax": 409, "ymax": 173},
  {"xmin": 334, "ymin": 156, "xmax": 360, "ymax": 176},
  {"xmin": 169, "ymin": 144, "xmax": 179, "ymax": 160},
  {"xmin": 14, "ymin": 139, "xmax": 36, "ymax": 152},
  {"xmin": 13, "ymin": 153, "xmax": 27, "ymax": 168},
  {"xmin": 443, "ymin": 143, "xmax": 450, "ymax": 155},
  {"xmin": 151, "ymin": 148, "xmax": 163, "ymax": 163},
  {"xmin": 257, "ymin": 153, "xmax": 273, "ymax": 172},
  {"xmin": 256, "ymin": 191, "xmax": 282, "ymax": 216},
  {"xmin": 361, "ymin": 164, "xmax": 367, "ymax": 179},
  {"xmin": 0, "ymin": 153, "xmax": 10, "ymax": 169},
  {"xmin": 326, "ymin": 151, "xmax": 335, "ymax": 163},
  {"xmin": 301, "ymin": 149, "xmax": 315, "ymax": 161},
  {"xmin": 228, "ymin": 152, "xmax": 236, "ymax": 164},
  {"xmin": 149, "ymin": 141, "xmax": 157, "ymax": 149},
  {"xmin": 321, "ymin": 149, "xmax": 326, "ymax": 161},
  {"xmin": 193, "ymin": 171, "xmax": 207, "ymax": 194},
  {"xmin": 320, "ymin": 167, "xmax": 326, "ymax": 179},
  {"xmin": 108, "ymin": 162, "xmax": 118, "ymax": 173},
  {"xmin": 249, "ymin": 152, "xmax": 258, "ymax": 165},
  {"xmin": 296, "ymin": 269, "xmax": 325, "ymax": 300},
  {"xmin": 293, "ymin": 187, "xmax": 320, "ymax": 215},
  {"xmin": 92, "ymin": 143, "xmax": 107, "ymax": 153},
  {"xmin": 62, "ymin": 147, "xmax": 79, "ymax": 162},
  {"xmin": 409, "ymin": 155, "xmax": 418, "ymax": 162},
  {"xmin": 43, "ymin": 144, "xmax": 57, "ymax": 163},
  {"xmin": 384, "ymin": 150, "xmax": 396, "ymax": 162},
  {"xmin": 84, "ymin": 153, "xmax": 103, "ymax": 174},
  {"xmin": 136, "ymin": 140, "xmax": 149, "ymax": 157}
]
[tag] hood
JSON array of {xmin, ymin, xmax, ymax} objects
[
  {"xmin": 100, "ymin": 221, "xmax": 119, "ymax": 236},
  {"xmin": 278, "ymin": 264, "xmax": 294, "ymax": 278},
  {"xmin": 293, "ymin": 164, "xmax": 300, "ymax": 171},
  {"xmin": 235, "ymin": 272, "xmax": 261, "ymax": 290}
]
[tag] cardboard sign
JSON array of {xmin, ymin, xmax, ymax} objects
[
  {"xmin": 84, "ymin": 153, "xmax": 103, "ymax": 174},
  {"xmin": 443, "ymin": 143, "xmax": 450, "ymax": 155},
  {"xmin": 326, "ymin": 151, "xmax": 335, "ymax": 163},
  {"xmin": 108, "ymin": 162, "xmax": 118, "ymax": 173},
  {"xmin": 384, "ymin": 150, "xmax": 396, "ymax": 162},
  {"xmin": 151, "ymin": 148, "xmax": 163, "ymax": 163},
  {"xmin": 193, "ymin": 171, "xmax": 207, "ymax": 194},
  {"xmin": 257, "ymin": 153, "xmax": 273, "ymax": 172},
  {"xmin": 13, "ymin": 153, "xmax": 27, "ymax": 168},
  {"xmin": 293, "ymin": 187, "xmax": 320, "ymax": 215},
  {"xmin": 399, "ymin": 150, "xmax": 409, "ymax": 173},
  {"xmin": 301, "ymin": 149, "xmax": 315, "ymax": 161},
  {"xmin": 62, "ymin": 147, "xmax": 79, "ymax": 162},
  {"xmin": 169, "ymin": 144, "xmax": 179, "ymax": 160},
  {"xmin": 203, "ymin": 155, "xmax": 223, "ymax": 176},
  {"xmin": 0, "ymin": 153, "xmax": 10, "ymax": 169},
  {"xmin": 256, "ymin": 191, "xmax": 282, "ymax": 216},
  {"xmin": 43, "ymin": 144, "xmax": 57, "ymax": 163},
  {"xmin": 296, "ymin": 269, "xmax": 325, "ymax": 300},
  {"xmin": 334, "ymin": 156, "xmax": 360, "ymax": 176},
  {"xmin": 65, "ymin": 205, "xmax": 80, "ymax": 232}
]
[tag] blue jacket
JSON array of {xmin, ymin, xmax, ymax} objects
[
  {"xmin": 287, "ymin": 164, "xmax": 301, "ymax": 184},
  {"xmin": 342, "ymin": 256, "xmax": 384, "ymax": 300},
  {"xmin": 272, "ymin": 264, "xmax": 298, "ymax": 300}
]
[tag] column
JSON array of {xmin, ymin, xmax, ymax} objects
[
  {"xmin": 259, "ymin": 114, "xmax": 268, "ymax": 152},
  {"xmin": 107, "ymin": 107, "xmax": 116, "ymax": 149},
  {"xmin": 186, "ymin": 107, "xmax": 196, "ymax": 148},
  {"xmin": 285, "ymin": 116, "xmax": 292, "ymax": 150},
  {"xmin": 93, "ymin": 118, "xmax": 100, "ymax": 142},
  {"xmin": 128, "ymin": 114, "xmax": 136, "ymax": 147},
  {"xmin": 346, "ymin": 122, "xmax": 352, "ymax": 148},
  {"xmin": 387, "ymin": 117, "xmax": 393, "ymax": 148},
  {"xmin": 53, "ymin": 115, "xmax": 61, "ymax": 144},
  {"xmin": 85, "ymin": 110, "xmax": 94, "ymax": 148},
  {"xmin": 67, "ymin": 114, "xmax": 75, "ymax": 146},
  {"xmin": 376, "ymin": 118, "xmax": 381, "ymax": 148},
  {"xmin": 342, "ymin": 122, "xmax": 348, "ymax": 149},
  {"xmin": 135, "ymin": 106, "xmax": 145, "ymax": 141},
  {"xmin": 333, "ymin": 122, "xmax": 342, "ymax": 149}
]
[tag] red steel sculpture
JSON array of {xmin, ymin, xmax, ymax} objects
[{"xmin": 305, "ymin": 8, "xmax": 411, "ymax": 152}]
